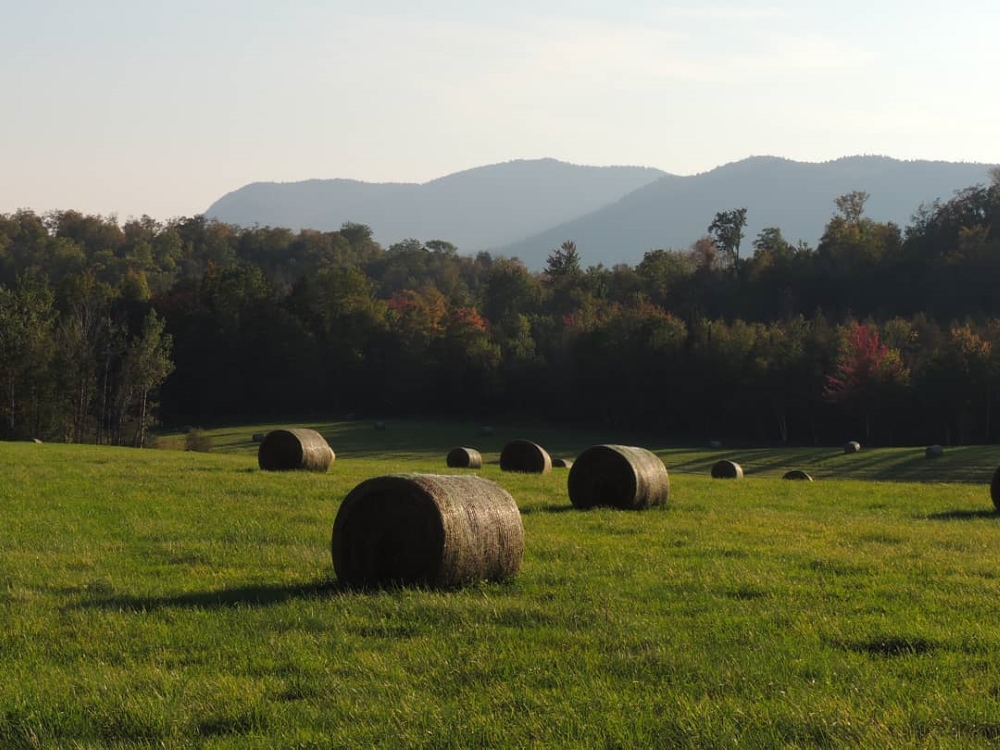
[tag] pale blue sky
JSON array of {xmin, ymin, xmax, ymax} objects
[{"xmin": 2, "ymin": 1, "xmax": 997, "ymax": 222}]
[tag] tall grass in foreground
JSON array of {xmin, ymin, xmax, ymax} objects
[{"xmin": 2, "ymin": 434, "xmax": 1000, "ymax": 747}]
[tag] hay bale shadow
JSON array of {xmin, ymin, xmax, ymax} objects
[
  {"xmin": 73, "ymin": 580, "xmax": 344, "ymax": 611},
  {"xmin": 923, "ymin": 509, "xmax": 1000, "ymax": 521}
]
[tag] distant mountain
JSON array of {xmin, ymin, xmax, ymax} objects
[
  {"xmin": 495, "ymin": 156, "xmax": 998, "ymax": 268},
  {"xmin": 205, "ymin": 155, "xmax": 997, "ymax": 270},
  {"xmin": 204, "ymin": 159, "xmax": 667, "ymax": 251}
]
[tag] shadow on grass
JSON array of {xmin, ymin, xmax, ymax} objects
[
  {"xmin": 922, "ymin": 509, "xmax": 1000, "ymax": 521},
  {"xmin": 518, "ymin": 503, "xmax": 576, "ymax": 515},
  {"xmin": 831, "ymin": 634, "xmax": 938, "ymax": 657},
  {"xmin": 74, "ymin": 579, "xmax": 346, "ymax": 611}
]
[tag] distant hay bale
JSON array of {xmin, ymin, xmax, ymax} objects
[
  {"xmin": 568, "ymin": 445, "xmax": 669, "ymax": 510},
  {"xmin": 479, "ymin": 426, "xmax": 494, "ymax": 437},
  {"xmin": 552, "ymin": 457, "xmax": 573, "ymax": 469},
  {"xmin": 711, "ymin": 460, "xmax": 744, "ymax": 479},
  {"xmin": 992, "ymin": 467, "xmax": 1000, "ymax": 512},
  {"xmin": 30, "ymin": 438, "xmax": 43, "ymax": 444},
  {"xmin": 843, "ymin": 441, "xmax": 861, "ymax": 454},
  {"xmin": 782, "ymin": 470, "xmax": 813, "ymax": 481},
  {"xmin": 331, "ymin": 473, "xmax": 524, "ymax": 588},
  {"xmin": 257, "ymin": 428, "xmax": 334, "ymax": 472},
  {"xmin": 374, "ymin": 421, "xmax": 386, "ymax": 431},
  {"xmin": 446, "ymin": 447, "xmax": 483, "ymax": 469},
  {"xmin": 252, "ymin": 433, "xmax": 265, "ymax": 443},
  {"xmin": 500, "ymin": 439, "xmax": 552, "ymax": 474},
  {"xmin": 925, "ymin": 444, "xmax": 944, "ymax": 459},
  {"xmin": 184, "ymin": 429, "xmax": 213, "ymax": 453},
  {"xmin": 709, "ymin": 440, "xmax": 724, "ymax": 449}
]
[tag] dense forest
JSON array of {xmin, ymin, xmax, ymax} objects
[{"xmin": 1, "ymin": 171, "xmax": 999, "ymax": 448}]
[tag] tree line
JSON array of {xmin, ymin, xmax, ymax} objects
[{"xmin": 1, "ymin": 170, "xmax": 998, "ymax": 447}]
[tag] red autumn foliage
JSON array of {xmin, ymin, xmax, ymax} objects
[{"xmin": 823, "ymin": 324, "xmax": 908, "ymax": 403}]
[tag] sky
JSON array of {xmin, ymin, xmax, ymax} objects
[{"xmin": 2, "ymin": 0, "xmax": 998, "ymax": 223}]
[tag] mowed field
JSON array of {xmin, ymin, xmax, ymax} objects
[{"xmin": 3, "ymin": 420, "xmax": 1000, "ymax": 748}]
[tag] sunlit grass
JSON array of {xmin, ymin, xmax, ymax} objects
[{"xmin": 3, "ymin": 427, "xmax": 1000, "ymax": 747}]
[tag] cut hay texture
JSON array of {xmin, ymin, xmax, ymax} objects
[
  {"xmin": 783, "ymin": 470, "xmax": 813, "ymax": 481},
  {"xmin": 446, "ymin": 447, "xmax": 483, "ymax": 469},
  {"xmin": 257, "ymin": 428, "xmax": 335, "ymax": 472},
  {"xmin": 711, "ymin": 459, "xmax": 744, "ymax": 479},
  {"xmin": 843, "ymin": 440, "xmax": 861, "ymax": 454},
  {"xmin": 500, "ymin": 439, "xmax": 552, "ymax": 474},
  {"xmin": 552, "ymin": 458, "xmax": 573, "ymax": 469},
  {"xmin": 992, "ymin": 467, "xmax": 1000, "ymax": 512},
  {"xmin": 567, "ymin": 445, "xmax": 669, "ymax": 510},
  {"xmin": 925, "ymin": 444, "xmax": 944, "ymax": 458},
  {"xmin": 331, "ymin": 474, "xmax": 524, "ymax": 589}
]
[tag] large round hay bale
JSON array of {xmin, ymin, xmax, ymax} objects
[
  {"xmin": 782, "ymin": 470, "xmax": 813, "ymax": 481},
  {"xmin": 925, "ymin": 444, "xmax": 944, "ymax": 459},
  {"xmin": 711, "ymin": 459, "xmax": 744, "ymax": 479},
  {"xmin": 257, "ymin": 428, "xmax": 335, "ymax": 472},
  {"xmin": 843, "ymin": 440, "xmax": 861, "ymax": 454},
  {"xmin": 331, "ymin": 474, "xmax": 524, "ymax": 588},
  {"xmin": 552, "ymin": 457, "xmax": 573, "ymax": 469},
  {"xmin": 991, "ymin": 467, "xmax": 1000, "ymax": 512},
  {"xmin": 567, "ymin": 445, "xmax": 669, "ymax": 510},
  {"xmin": 446, "ymin": 447, "xmax": 482, "ymax": 469},
  {"xmin": 500, "ymin": 439, "xmax": 551, "ymax": 474}
]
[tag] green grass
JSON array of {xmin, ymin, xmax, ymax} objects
[{"xmin": 3, "ymin": 422, "xmax": 1000, "ymax": 747}]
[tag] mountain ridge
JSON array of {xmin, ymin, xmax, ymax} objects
[
  {"xmin": 205, "ymin": 155, "xmax": 998, "ymax": 269},
  {"xmin": 205, "ymin": 158, "xmax": 668, "ymax": 252}
]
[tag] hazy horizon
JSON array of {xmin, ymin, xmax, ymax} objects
[{"xmin": 3, "ymin": 1, "xmax": 998, "ymax": 223}]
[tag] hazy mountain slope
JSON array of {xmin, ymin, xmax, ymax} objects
[
  {"xmin": 205, "ymin": 158, "xmax": 667, "ymax": 250},
  {"xmin": 495, "ymin": 156, "xmax": 997, "ymax": 268}
]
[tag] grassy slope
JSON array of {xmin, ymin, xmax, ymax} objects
[
  {"xmin": 3, "ymin": 422, "xmax": 1000, "ymax": 747},
  {"xmin": 199, "ymin": 417, "xmax": 1000, "ymax": 484}
]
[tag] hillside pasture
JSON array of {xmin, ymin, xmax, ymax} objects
[{"xmin": 2, "ymin": 424, "xmax": 1000, "ymax": 747}]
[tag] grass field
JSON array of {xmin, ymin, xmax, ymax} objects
[{"xmin": 3, "ymin": 420, "xmax": 1000, "ymax": 747}]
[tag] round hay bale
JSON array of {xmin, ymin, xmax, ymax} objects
[
  {"xmin": 500, "ymin": 439, "xmax": 552, "ymax": 474},
  {"xmin": 925, "ymin": 444, "xmax": 944, "ymax": 459},
  {"xmin": 991, "ymin": 467, "xmax": 1000, "ymax": 512},
  {"xmin": 709, "ymin": 440, "xmax": 724, "ymax": 449},
  {"xmin": 331, "ymin": 473, "xmax": 524, "ymax": 589},
  {"xmin": 711, "ymin": 459, "xmax": 744, "ymax": 479},
  {"xmin": 567, "ymin": 445, "xmax": 669, "ymax": 510},
  {"xmin": 843, "ymin": 440, "xmax": 861, "ymax": 454},
  {"xmin": 782, "ymin": 469, "xmax": 813, "ymax": 481},
  {"xmin": 374, "ymin": 421, "xmax": 386, "ymax": 431},
  {"xmin": 552, "ymin": 457, "xmax": 573, "ymax": 469},
  {"xmin": 257, "ymin": 428, "xmax": 335, "ymax": 472},
  {"xmin": 251, "ymin": 432, "xmax": 265, "ymax": 443},
  {"xmin": 446, "ymin": 447, "xmax": 483, "ymax": 469}
]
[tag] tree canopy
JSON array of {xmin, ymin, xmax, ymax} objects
[{"xmin": 2, "ymin": 180, "xmax": 1000, "ymax": 447}]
